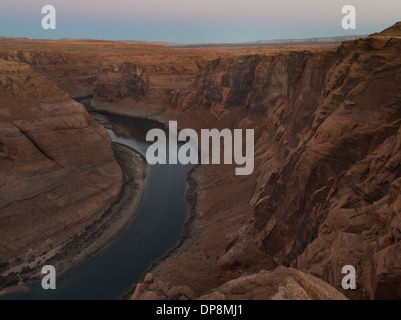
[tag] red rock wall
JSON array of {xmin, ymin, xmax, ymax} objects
[
  {"xmin": 2, "ymin": 30, "xmax": 400, "ymax": 299},
  {"xmin": 0, "ymin": 60, "xmax": 122, "ymax": 265}
]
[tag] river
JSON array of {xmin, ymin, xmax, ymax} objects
[{"xmin": 1, "ymin": 113, "xmax": 192, "ymax": 300}]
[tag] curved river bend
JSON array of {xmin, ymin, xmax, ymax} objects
[{"xmin": 3, "ymin": 113, "xmax": 192, "ymax": 300}]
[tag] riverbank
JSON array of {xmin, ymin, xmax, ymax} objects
[
  {"xmin": 89, "ymin": 102, "xmax": 269, "ymax": 299},
  {"xmin": 89, "ymin": 103, "xmax": 216, "ymax": 300},
  {"xmin": 119, "ymin": 164, "xmax": 201, "ymax": 299},
  {"xmin": 0, "ymin": 142, "xmax": 147, "ymax": 296}
]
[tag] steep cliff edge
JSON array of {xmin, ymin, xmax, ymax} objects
[
  {"xmin": 1, "ymin": 23, "xmax": 400, "ymax": 299},
  {"xmin": 128, "ymin": 25, "xmax": 401, "ymax": 300},
  {"xmin": 0, "ymin": 59, "xmax": 122, "ymax": 286},
  {"xmin": 251, "ymin": 31, "xmax": 401, "ymax": 300}
]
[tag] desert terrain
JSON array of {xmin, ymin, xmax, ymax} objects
[{"xmin": 0, "ymin": 22, "xmax": 401, "ymax": 299}]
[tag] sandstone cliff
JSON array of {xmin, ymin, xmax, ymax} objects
[
  {"xmin": 0, "ymin": 59, "xmax": 122, "ymax": 286},
  {"xmin": 250, "ymin": 29, "xmax": 401, "ymax": 300},
  {"xmin": 129, "ymin": 24, "xmax": 401, "ymax": 300},
  {"xmin": 1, "ymin": 22, "xmax": 400, "ymax": 299}
]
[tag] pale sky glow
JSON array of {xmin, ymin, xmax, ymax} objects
[{"xmin": 0, "ymin": 0, "xmax": 400, "ymax": 43}]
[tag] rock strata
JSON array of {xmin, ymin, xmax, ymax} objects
[
  {"xmin": 0, "ymin": 59, "xmax": 122, "ymax": 284},
  {"xmin": 1, "ymin": 22, "xmax": 401, "ymax": 299}
]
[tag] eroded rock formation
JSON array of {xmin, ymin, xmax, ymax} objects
[
  {"xmin": 132, "ymin": 267, "xmax": 347, "ymax": 300},
  {"xmin": 0, "ymin": 59, "xmax": 122, "ymax": 285},
  {"xmin": 1, "ymin": 22, "xmax": 400, "ymax": 299}
]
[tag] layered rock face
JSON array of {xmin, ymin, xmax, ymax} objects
[
  {"xmin": 197, "ymin": 267, "xmax": 347, "ymax": 300},
  {"xmin": 250, "ymin": 33, "xmax": 401, "ymax": 300},
  {"xmin": 136, "ymin": 27, "xmax": 400, "ymax": 300},
  {"xmin": 141, "ymin": 30, "xmax": 401, "ymax": 299},
  {"xmin": 192, "ymin": 29, "xmax": 401, "ymax": 300},
  {"xmin": 1, "ymin": 23, "xmax": 400, "ymax": 299},
  {"xmin": 0, "ymin": 59, "xmax": 122, "ymax": 276},
  {"xmin": 0, "ymin": 41, "xmax": 211, "ymax": 111}
]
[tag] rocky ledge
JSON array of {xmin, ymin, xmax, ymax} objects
[{"xmin": 132, "ymin": 267, "xmax": 347, "ymax": 300}]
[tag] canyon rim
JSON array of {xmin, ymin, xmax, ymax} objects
[{"xmin": 0, "ymin": 19, "xmax": 401, "ymax": 301}]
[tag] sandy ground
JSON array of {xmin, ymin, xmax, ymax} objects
[{"xmin": 0, "ymin": 142, "xmax": 147, "ymax": 295}]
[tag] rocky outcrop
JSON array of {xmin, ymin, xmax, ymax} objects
[
  {"xmin": 199, "ymin": 267, "xmax": 347, "ymax": 300},
  {"xmin": 131, "ymin": 272, "xmax": 197, "ymax": 300},
  {"xmin": 132, "ymin": 267, "xmax": 347, "ymax": 300},
  {"xmin": 0, "ymin": 59, "xmax": 122, "ymax": 282}
]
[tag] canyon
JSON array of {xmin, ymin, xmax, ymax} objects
[{"xmin": 0, "ymin": 21, "xmax": 400, "ymax": 299}]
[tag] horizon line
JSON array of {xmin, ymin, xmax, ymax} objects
[{"xmin": 0, "ymin": 33, "xmax": 368, "ymax": 47}]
